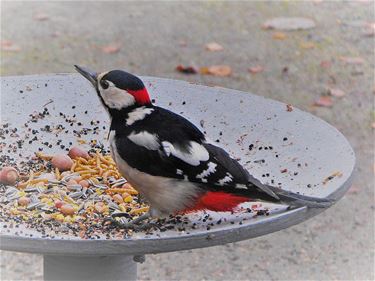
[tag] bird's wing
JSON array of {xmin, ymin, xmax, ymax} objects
[{"xmin": 115, "ymin": 107, "xmax": 268, "ymax": 192}]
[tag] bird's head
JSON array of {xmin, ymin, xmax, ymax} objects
[{"xmin": 75, "ymin": 65, "xmax": 151, "ymax": 111}]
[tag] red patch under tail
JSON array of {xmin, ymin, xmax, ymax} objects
[{"xmin": 184, "ymin": 191, "xmax": 250, "ymax": 213}]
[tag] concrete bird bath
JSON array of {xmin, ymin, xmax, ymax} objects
[{"xmin": 0, "ymin": 74, "xmax": 355, "ymax": 280}]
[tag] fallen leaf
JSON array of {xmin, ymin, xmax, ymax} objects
[
  {"xmin": 178, "ymin": 40, "xmax": 187, "ymax": 47},
  {"xmin": 347, "ymin": 185, "xmax": 360, "ymax": 195},
  {"xmin": 272, "ymin": 32, "xmax": 287, "ymax": 40},
  {"xmin": 201, "ymin": 65, "xmax": 232, "ymax": 77},
  {"xmin": 339, "ymin": 56, "xmax": 364, "ymax": 65},
  {"xmin": 51, "ymin": 31, "xmax": 61, "ymax": 38},
  {"xmin": 320, "ymin": 60, "xmax": 332, "ymax": 68},
  {"xmin": 328, "ymin": 87, "xmax": 346, "ymax": 98},
  {"xmin": 101, "ymin": 44, "xmax": 121, "ymax": 54},
  {"xmin": 248, "ymin": 65, "xmax": 264, "ymax": 74},
  {"xmin": 1, "ymin": 40, "xmax": 12, "ymax": 47},
  {"xmin": 300, "ymin": 41, "xmax": 315, "ymax": 49},
  {"xmin": 263, "ymin": 17, "xmax": 316, "ymax": 31},
  {"xmin": 33, "ymin": 12, "xmax": 49, "ymax": 21},
  {"xmin": 0, "ymin": 40, "xmax": 21, "ymax": 52},
  {"xmin": 363, "ymin": 22, "xmax": 375, "ymax": 37},
  {"xmin": 314, "ymin": 96, "xmax": 333, "ymax": 107},
  {"xmin": 286, "ymin": 104, "xmax": 293, "ymax": 112},
  {"xmin": 205, "ymin": 42, "xmax": 224, "ymax": 51},
  {"xmin": 176, "ymin": 65, "xmax": 198, "ymax": 74}
]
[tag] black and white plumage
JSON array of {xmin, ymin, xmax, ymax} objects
[{"xmin": 75, "ymin": 66, "xmax": 332, "ymax": 218}]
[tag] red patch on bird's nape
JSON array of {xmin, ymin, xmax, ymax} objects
[
  {"xmin": 127, "ymin": 88, "xmax": 151, "ymax": 105},
  {"xmin": 183, "ymin": 191, "xmax": 250, "ymax": 213}
]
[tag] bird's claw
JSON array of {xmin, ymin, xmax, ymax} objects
[{"xmin": 103, "ymin": 212, "xmax": 158, "ymax": 231}]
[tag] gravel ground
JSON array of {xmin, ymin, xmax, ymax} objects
[{"xmin": 1, "ymin": 1, "xmax": 374, "ymax": 280}]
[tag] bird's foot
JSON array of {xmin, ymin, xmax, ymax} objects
[{"xmin": 103, "ymin": 212, "xmax": 158, "ymax": 231}]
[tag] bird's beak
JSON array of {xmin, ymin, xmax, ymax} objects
[{"xmin": 74, "ymin": 65, "xmax": 98, "ymax": 87}]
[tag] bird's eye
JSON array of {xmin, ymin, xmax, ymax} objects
[{"xmin": 100, "ymin": 80, "xmax": 109, "ymax": 89}]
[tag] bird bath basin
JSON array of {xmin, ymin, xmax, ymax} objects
[{"xmin": 0, "ymin": 74, "xmax": 355, "ymax": 280}]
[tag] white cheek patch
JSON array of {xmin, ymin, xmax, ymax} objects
[
  {"xmin": 161, "ymin": 141, "xmax": 209, "ymax": 166},
  {"xmin": 127, "ymin": 131, "xmax": 160, "ymax": 150},
  {"xmin": 101, "ymin": 87, "xmax": 136, "ymax": 109},
  {"xmin": 126, "ymin": 107, "xmax": 154, "ymax": 126},
  {"xmin": 196, "ymin": 162, "xmax": 217, "ymax": 180},
  {"xmin": 97, "ymin": 73, "xmax": 135, "ymax": 110}
]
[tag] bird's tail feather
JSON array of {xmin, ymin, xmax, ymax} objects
[
  {"xmin": 270, "ymin": 187, "xmax": 334, "ymax": 208},
  {"xmin": 250, "ymin": 183, "xmax": 334, "ymax": 208}
]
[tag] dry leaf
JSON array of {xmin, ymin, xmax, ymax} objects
[
  {"xmin": 339, "ymin": 56, "xmax": 364, "ymax": 65},
  {"xmin": 176, "ymin": 65, "xmax": 198, "ymax": 74},
  {"xmin": 272, "ymin": 32, "xmax": 287, "ymax": 40},
  {"xmin": 286, "ymin": 104, "xmax": 293, "ymax": 112},
  {"xmin": 202, "ymin": 65, "xmax": 232, "ymax": 77},
  {"xmin": 300, "ymin": 41, "xmax": 315, "ymax": 49},
  {"xmin": 363, "ymin": 22, "xmax": 375, "ymax": 37},
  {"xmin": 101, "ymin": 44, "xmax": 121, "ymax": 54},
  {"xmin": 33, "ymin": 13, "xmax": 49, "ymax": 21},
  {"xmin": 347, "ymin": 185, "xmax": 360, "ymax": 195},
  {"xmin": 1, "ymin": 40, "xmax": 12, "ymax": 47},
  {"xmin": 263, "ymin": 17, "xmax": 316, "ymax": 31},
  {"xmin": 314, "ymin": 96, "xmax": 333, "ymax": 107},
  {"xmin": 248, "ymin": 65, "xmax": 264, "ymax": 74},
  {"xmin": 0, "ymin": 40, "xmax": 21, "ymax": 52},
  {"xmin": 328, "ymin": 87, "xmax": 346, "ymax": 98},
  {"xmin": 205, "ymin": 42, "xmax": 224, "ymax": 51},
  {"xmin": 320, "ymin": 60, "xmax": 332, "ymax": 68},
  {"xmin": 178, "ymin": 40, "xmax": 187, "ymax": 47},
  {"xmin": 51, "ymin": 31, "xmax": 61, "ymax": 38}
]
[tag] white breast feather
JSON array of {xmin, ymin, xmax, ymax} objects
[
  {"xmin": 126, "ymin": 107, "xmax": 154, "ymax": 126},
  {"xmin": 161, "ymin": 141, "xmax": 209, "ymax": 166},
  {"xmin": 98, "ymin": 75, "xmax": 136, "ymax": 109},
  {"xmin": 110, "ymin": 139, "xmax": 201, "ymax": 216},
  {"xmin": 127, "ymin": 131, "xmax": 160, "ymax": 150}
]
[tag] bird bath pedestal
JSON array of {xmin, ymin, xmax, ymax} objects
[{"xmin": 0, "ymin": 74, "xmax": 355, "ymax": 281}]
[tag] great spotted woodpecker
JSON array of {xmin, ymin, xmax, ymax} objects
[{"xmin": 75, "ymin": 65, "xmax": 331, "ymax": 229}]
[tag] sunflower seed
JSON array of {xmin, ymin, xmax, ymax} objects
[
  {"xmin": 93, "ymin": 184, "xmax": 108, "ymax": 190},
  {"xmin": 5, "ymin": 186, "xmax": 18, "ymax": 196},
  {"xmin": 67, "ymin": 184, "xmax": 82, "ymax": 191},
  {"xmin": 25, "ymin": 186, "xmax": 39, "ymax": 192},
  {"xmin": 30, "ymin": 194, "xmax": 39, "ymax": 203},
  {"xmin": 7, "ymin": 193, "xmax": 21, "ymax": 201},
  {"xmin": 108, "ymin": 201, "xmax": 120, "ymax": 211},
  {"xmin": 111, "ymin": 178, "xmax": 126, "ymax": 187},
  {"xmin": 62, "ymin": 172, "xmax": 80, "ymax": 181},
  {"xmin": 27, "ymin": 202, "xmax": 45, "ymax": 210},
  {"xmin": 70, "ymin": 191, "xmax": 83, "ymax": 199}
]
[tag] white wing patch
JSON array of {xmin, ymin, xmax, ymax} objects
[
  {"xmin": 176, "ymin": 169, "xmax": 183, "ymax": 175},
  {"xmin": 235, "ymin": 184, "xmax": 247, "ymax": 189},
  {"xmin": 218, "ymin": 173, "xmax": 234, "ymax": 186},
  {"xmin": 196, "ymin": 162, "xmax": 217, "ymax": 180},
  {"xmin": 127, "ymin": 131, "xmax": 160, "ymax": 150},
  {"xmin": 218, "ymin": 176, "xmax": 233, "ymax": 186},
  {"xmin": 161, "ymin": 141, "xmax": 209, "ymax": 166},
  {"xmin": 126, "ymin": 106, "xmax": 154, "ymax": 126}
]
